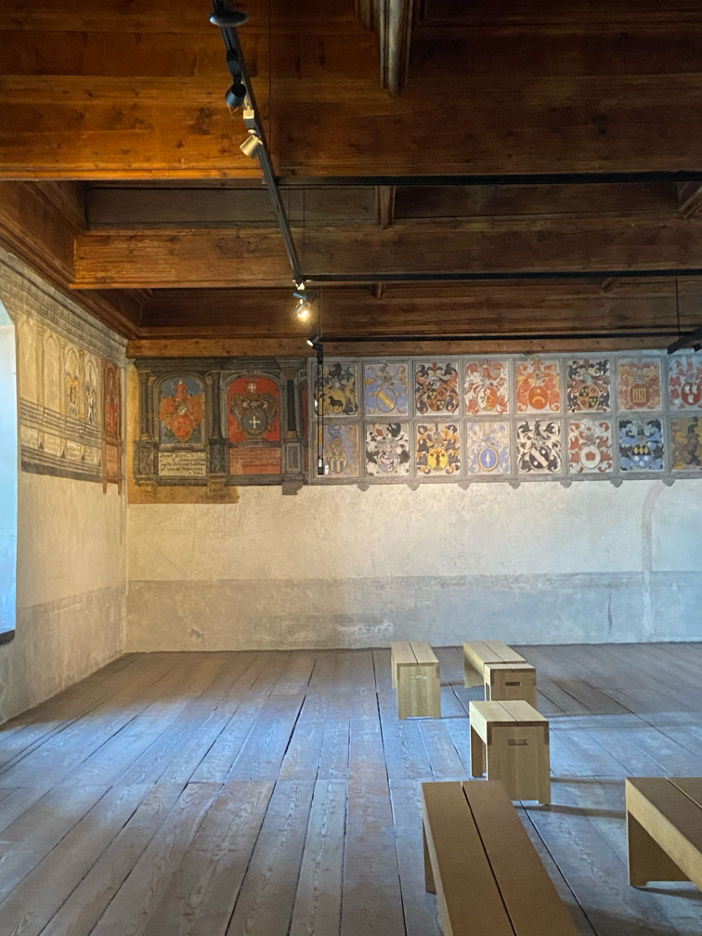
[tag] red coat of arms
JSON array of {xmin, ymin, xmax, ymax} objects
[{"xmin": 159, "ymin": 379, "xmax": 205, "ymax": 444}]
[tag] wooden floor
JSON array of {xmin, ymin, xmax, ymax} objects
[{"xmin": 1, "ymin": 645, "xmax": 702, "ymax": 936}]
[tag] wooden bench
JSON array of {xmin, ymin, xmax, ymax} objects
[
  {"xmin": 469, "ymin": 700, "xmax": 551, "ymax": 804},
  {"xmin": 626, "ymin": 776, "xmax": 702, "ymax": 891},
  {"xmin": 390, "ymin": 641, "xmax": 441, "ymax": 719},
  {"xmin": 463, "ymin": 640, "xmax": 537, "ymax": 707},
  {"xmin": 422, "ymin": 780, "xmax": 578, "ymax": 936}
]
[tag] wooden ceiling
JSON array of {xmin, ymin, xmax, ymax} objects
[{"xmin": 1, "ymin": 0, "xmax": 702, "ymax": 356}]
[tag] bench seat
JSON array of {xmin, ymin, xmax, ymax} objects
[
  {"xmin": 422, "ymin": 780, "xmax": 578, "ymax": 936},
  {"xmin": 463, "ymin": 641, "xmax": 536, "ymax": 706},
  {"xmin": 626, "ymin": 776, "xmax": 702, "ymax": 891}
]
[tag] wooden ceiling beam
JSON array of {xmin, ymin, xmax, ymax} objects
[
  {"xmin": 72, "ymin": 213, "xmax": 702, "ymax": 289},
  {"xmin": 0, "ymin": 180, "xmax": 144, "ymax": 336}
]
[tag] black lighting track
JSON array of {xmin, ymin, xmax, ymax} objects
[
  {"xmin": 307, "ymin": 269, "xmax": 702, "ymax": 284},
  {"xmin": 320, "ymin": 331, "xmax": 680, "ymax": 345},
  {"xmin": 280, "ymin": 171, "xmax": 702, "ymax": 187}
]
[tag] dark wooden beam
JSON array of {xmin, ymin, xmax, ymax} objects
[
  {"xmin": 0, "ymin": 181, "xmax": 143, "ymax": 335},
  {"xmin": 72, "ymin": 213, "xmax": 702, "ymax": 289}
]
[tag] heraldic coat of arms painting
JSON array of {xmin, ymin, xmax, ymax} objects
[
  {"xmin": 619, "ymin": 418, "xmax": 664, "ymax": 471},
  {"xmin": 414, "ymin": 362, "xmax": 459, "ymax": 415},
  {"xmin": 669, "ymin": 355, "xmax": 702, "ymax": 410},
  {"xmin": 366, "ymin": 422, "xmax": 411, "ymax": 476},
  {"xmin": 228, "ymin": 376, "xmax": 280, "ymax": 442},
  {"xmin": 567, "ymin": 358, "xmax": 611, "ymax": 412},
  {"xmin": 159, "ymin": 377, "xmax": 205, "ymax": 444},
  {"xmin": 516, "ymin": 420, "xmax": 562, "ymax": 473},
  {"xmin": 464, "ymin": 360, "xmax": 509, "ymax": 415}
]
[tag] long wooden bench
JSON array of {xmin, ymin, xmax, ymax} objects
[
  {"xmin": 463, "ymin": 640, "xmax": 537, "ymax": 706},
  {"xmin": 626, "ymin": 776, "xmax": 702, "ymax": 891},
  {"xmin": 390, "ymin": 641, "xmax": 441, "ymax": 719},
  {"xmin": 422, "ymin": 780, "xmax": 578, "ymax": 936}
]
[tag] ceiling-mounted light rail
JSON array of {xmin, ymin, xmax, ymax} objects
[
  {"xmin": 668, "ymin": 323, "xmax": 702, "ymax": 354},
  {"xmin": 307, "ymin": 269, "xmax": 702, "ymax": 284},
  {"xmin": 316, "ymin": 330, "xmax": 684, "ymax": 345},
  {"xmin": 210, "ymin": 0, "xmax": 304, "ymax": 289}
]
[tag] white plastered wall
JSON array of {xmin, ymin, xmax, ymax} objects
[{"xmin": 127, "ymin": 478, "xmax": 702, "ymax": 651}]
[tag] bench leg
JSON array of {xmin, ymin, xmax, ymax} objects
[
  {"xmin": 423, "ymin": 826, "xmax": 436, "ymax": 894},
  {"xmin": 470, "ymin": 725, "xmax": 486, "ymax": 777},
  {"xmin": 627, "ymin": 812, "xmax": 690, "ymax": 887}
]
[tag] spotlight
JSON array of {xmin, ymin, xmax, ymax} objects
[
  {"xmin": 225, "ymin": 81, "xmax": 247, "ymax": 110},
  {"xmin": 306, "ymin": 335, "xmax": 323, "ymax": 353},
  {"xmin": 694, "ymin": 343, "xmax": 701, "ymax": 352},
  {"xmin": 240, "ymin": 132, "xmax": 263, "ymax": 158},
  {"xmin": 210, "ymin": 10, "xmax": 249, "ymax": 27},
  {"xmin": 295, "ymin": 299, "xmax": 311, "ymax": 321}
]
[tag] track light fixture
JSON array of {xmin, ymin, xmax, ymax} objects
[
  {"xmin": 226, "ymin": 81, "xmax": 247, "ymax": 109},
  {"xmin": 240, "ymin": 132, "xmax": 263, "ymax": 158},
  {"xmin": 293, "ymin": 283, "xmax": 318, "ymax": 322},
  {"xmin": 209, "ymin": 9, "xmax": 249, "ymax": 27}
]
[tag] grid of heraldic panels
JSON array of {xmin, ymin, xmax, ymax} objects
[{"xmin": 308, "ymin": 352, "xmax": 702, "ymax": 485}]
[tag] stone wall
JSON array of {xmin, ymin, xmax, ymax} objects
[
  {"xmin": 127, "ymin": 478, "xmax": 702, "ymax": 651},
  {"xmin": 0, "ymin": 250, "xmax": 127, "ymax": 723}
]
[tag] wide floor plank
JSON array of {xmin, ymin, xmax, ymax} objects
[{"xmin": 0, "ymin": 644, "xmax": 699, "ymax": 936}]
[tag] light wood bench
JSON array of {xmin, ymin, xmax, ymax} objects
[
  {"xmin": 391, "ymin": 641, "xmax": 441, "ymax": 719},
  {"xmin": 463, "ymin": 640, "xmax": 537, "ymax": 707},
  {"xmin": 469, "ymin": 700, "xmax": 551, "ymax": 804},
  {"xmin": 422, "ymin": 780, "xmax": 578, "ymax": 936},
  {"xmin": 626, "ymin": 776, "xmax": 702, "ymax": 891}
]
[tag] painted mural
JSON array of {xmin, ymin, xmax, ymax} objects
[
  {"xmin": 414, "ymin": 362, "xmax": 460, "ymax": 415},
  {"xmin": 416, "ymin": 422, "xmax": 460, "ymax": 475},
  {"xmin": 618, "ymin": 359, "xmax": 662, "ymax": 411},
  {"xmin": 464, "ymin": 359, "xmax": 509, "ymax": 415},
  {"xmin": 671, "ymin": 416, "xmax": 702, "ymax": 470},
  {"xmin": 669, "ymin": 355, "xmax": 702, "ymax": 410},
  {"xmin": 516, "ymin": 420, "xmax": 562, "ymax": 474},
  {"xmin": 365, "ymin": 422, "xmax": 411, "ymax": 477},
  {"xmin": 103, "ymin": 362, "xmax": 122, "ymax": 491},
  {"xmin": 566, "ymin": 358, "xmax": 611, "ymax": 412},
  {"xmin": 3, "ymin": 251, "xmax": 125, "ymax": 488},
  {"xmin": 132, "ymin": 359, "xmax": 307, "ymax": 496},
  {"xmin": 130, "ymin": 350, "xmax": 702, "ymax": 491},
  {"xmin": 568, "ymin": 419, "xmax": 613, "ymax": 474},
  {"xmin": 364, "ymin": 362, "xmax": 409, "ymax": 416},
  {"xmin": 465, "ymin": 421, "xmax": 510, "ymax": 474},
  {"xmin": 619, "ymin": 418, "xmax": 664, "ymax": 472}
]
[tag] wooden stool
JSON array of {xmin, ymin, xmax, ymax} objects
[
  {"xmin": 391, "ymin": 641, "xmax": 441, "ymax": 719},
  {"xmin": 469, "ymin": 700, "xmax": 550, "ymax": 804},
  {"xmin": 463, "ymin": 640, "xmax": 528, "ymax": 690},
  {"xmin": 484, "ymin": 662, "xmax": 537, "ymax": 707}
]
